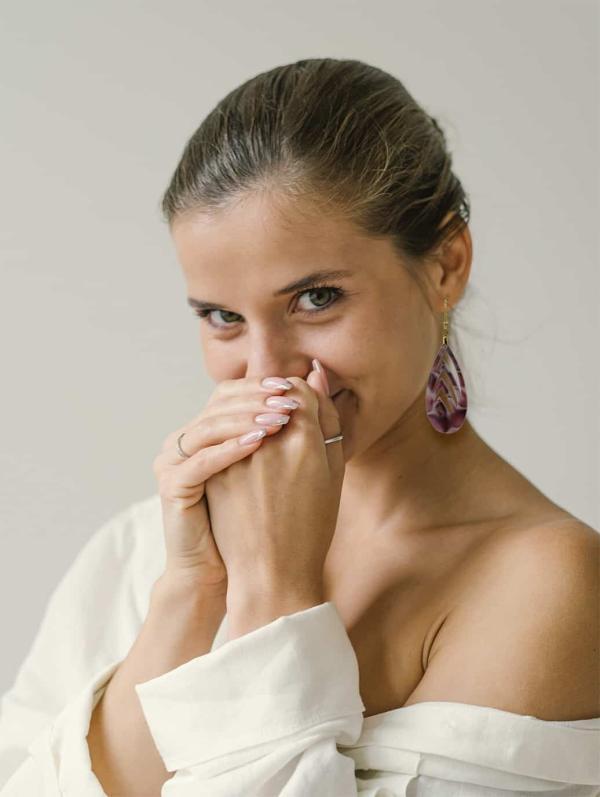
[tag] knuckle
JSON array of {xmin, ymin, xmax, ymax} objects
[
  {"xmin": 162, "ymin": 426, "xmax": 185, "ymax": 452},
  {"xmin": 156, "ymin": 468, "xmax": 173, "ymax": 496},
  {"xmin": 286, "ymin": 377, "xmax": 317, "ymax": 405},
  {"xmin": 286, "ymin": 413, "xmax": 322, "ymax": 444},
  {"xmin": 285, "ymin": 419, "xmax": 311, "ymax": 444},
  {"xmin": 285, "ymin": 376, "xmax": 305, "ymax": 390},
  {"xmin": 207, "ymin": 382, "xmax": 229, "ymax": 405},
  {"xmin": 160, "ymin": 432, "xmax": 175, "ymax": 452},
  {"xmin": 218, "ymin": 378, "xmax": 237, "ymax": 394},
  {"xmin": 200, "ymin": 414, "xmax": 229, "ymax": 440},
  {"xmin": 306, "ymin": 386, "xmax": 320, "ymax": 409}
]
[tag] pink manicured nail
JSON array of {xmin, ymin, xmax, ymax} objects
[
  {"xmin": 261, "ymin": 377, "xmax": 293, "ymax": 390},
  {"xmin": 265, "ymin": 396, "xmax": 300, "ymax": 409},
  {"xmin": 312, "ymin": 358, "xmax": 330, "ymax": 395},
  {"xmin": 254, "ymin": 412, "xmax": 290, "ymax": 425},
  {"xmin": 239, "ymin": 428, "xmax": 267, "ymax": 445}
]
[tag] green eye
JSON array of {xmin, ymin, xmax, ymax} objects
[{"xmin": 193, "ymin": 284, "xmax": 346, "ymax": 330}]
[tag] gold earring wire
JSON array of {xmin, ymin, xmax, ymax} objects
[{"xmin": 442, "ymin": 296, "xmax": 449, "ymax": 345}]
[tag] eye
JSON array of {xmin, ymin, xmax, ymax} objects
[
  {"xmin": 295, "ymin": 285, "xmax": 344, "ymax": 314},
  {"xmin": 193, "ymin": 283, "xmax": 346, "ymax": 330},
  {"xmin": 194, "ymin": 308, "xmax": 241, "ymax": 329}
]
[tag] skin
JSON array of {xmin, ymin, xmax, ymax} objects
[
  {"xmin": 171, "ymin": 188, "xmax": 564, "ymax": 553},
  {"xmin": 169, "ymin": 188, "xmax": 599, "ymax": 723},
  {"xmin": 86, "ymin": 189, "xmax": 597, "ymax": 794}
]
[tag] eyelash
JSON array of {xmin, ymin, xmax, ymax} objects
[{"xmin": 193, "ymin": 282, "xmax": 347, "ymax": 330}]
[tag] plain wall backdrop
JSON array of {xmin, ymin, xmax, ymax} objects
[{"xmin": 0, "ymin": 0, "xmax": 598, "ymax": 692}]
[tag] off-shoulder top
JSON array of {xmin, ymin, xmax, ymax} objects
[{"xmin": 1, "ymin": 493, "xmax": 598, "ymax": 795}]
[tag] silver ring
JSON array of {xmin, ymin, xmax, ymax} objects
[
  {"xmin": 176, "ymin": 432, "xmax": 191, "ymax": 459},
  {"xmin": 177, "ymin": 429, "xmax": 342, "ymax": 455}
]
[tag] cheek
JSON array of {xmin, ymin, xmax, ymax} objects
[
  {"xmin": 201, "ymin": 340, "xmax": 240, "ymax": 383},
  {"xmin": 353, "ymin": 306, "xmax": 433, "ymax": 397},
  {"xmin": 347, "ymin": 306, "xmax": 419, "ymax": 369},
  {"xmin": 394, "ymin": 330, "xmax": 432, "ymax": 377}
]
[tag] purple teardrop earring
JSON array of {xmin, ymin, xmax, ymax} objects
[{"xmin": 425, "ymin": 296, "xmax": 468, "ymax": 434}]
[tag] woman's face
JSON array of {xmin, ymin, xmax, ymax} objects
[{"xmin": 171, "ymin": 191, "xmax": 441, "ymax": 463}]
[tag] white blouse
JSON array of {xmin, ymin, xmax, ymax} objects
[{"xmin": 1, "ymin": 492, "xmax": 598, "ymax": 796}]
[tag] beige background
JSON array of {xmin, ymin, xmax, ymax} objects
[{"xmin": 1, "ymin": 0, "xmax": 598, "ymax": 691}]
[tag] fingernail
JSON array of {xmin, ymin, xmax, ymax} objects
[
  {"xmin": 312, "ymin": 358, "xmax": 330, "ymax": 395},
  {"xmin": 254, "ymin": 413, "xmax": 291, "ymax": 425},
  {"xmin": 265, "ymin": 396, "xmax": 300, "ymax": 409},
  {"xmin": 239, "ymin": 428, "xmax": 267, "ymax": 445},
  {"xmin": 261, "ymin": 377, "xmax": 293, "ymax": 390}
]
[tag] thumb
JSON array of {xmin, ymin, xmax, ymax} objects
[{"xmin": 306, "ymin": 359, "xmax": 345, "ymax": 479}]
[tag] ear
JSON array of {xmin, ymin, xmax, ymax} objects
[{"xmin": 425, "ymin": 213, "xmax": 473, "ymax": 309}]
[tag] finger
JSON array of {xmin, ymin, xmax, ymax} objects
[
  {"xmin": 273, "ymin": 374, "xmax": 343, "ymax": 479},
  {"xmin": 162, "ymin": 383, "xmax": 298, "ymax": 454},
  {"xmin": 155, "ymin": 431, "xmax": 267, "ymax": 505},
  {"xmin": 158, "ymin": 409, "xmax": 291, "ymax": 468},
  {"xmin": 305, "ymin": 365, "xmax": 345, "ymax": 480},
  {"xmin": 204, "ymin": 375, "xmax": 295, "ymax": 408},
  {"xmin": 202, "ymin": 392, "xmax": 299, "ymax": 425},
  {"xmin": 162, "ymin": 381, "xmax": 288, "ymax": 448}
]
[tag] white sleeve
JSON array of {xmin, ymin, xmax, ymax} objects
[
  {"xmin": 134, "ymin": 601, "xmax": 366, "ymax": 797},
  {"xmin": 0, "ymin": 500, "xmax": 153, "ymax": 795},
  {"xmin": 1, "ymin": 659, "xmax": 123, "ymax": 796}
]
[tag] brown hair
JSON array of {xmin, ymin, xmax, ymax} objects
[{"xmin": 161, "ymin": 58, "xmax": 474, "ymax": 397}]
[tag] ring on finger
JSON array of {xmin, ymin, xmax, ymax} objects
[{"xmin": 176, "ymin": 432, "xmax": 191, "ymax": 459}]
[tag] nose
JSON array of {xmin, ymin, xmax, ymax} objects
[
  {"xmin": 246, "ymin": 358, "xmax": 313, "ymax": 383},
  {"xmin": 243, "ymin": 334, "xmax": 314, "ymax": 383}
]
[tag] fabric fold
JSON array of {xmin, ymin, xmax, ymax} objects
[
  {"xmin": 134, "ymin": 601, "xmax": 366, "ymax": 794},
  {"xmin": 342, "ymin": 701, "xmax": 600, "ymax": 794},
  {"xmin": 2, "ymin": 658, "xmax": 123, "ymax": 796},
  {"xmin": 349, "ymin": 700, "xmax": 600, "ymax": 785}
]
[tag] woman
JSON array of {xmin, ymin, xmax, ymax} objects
[{"xmin": 1, "ymin": 58, "xmax": 598, "ymax": 796}]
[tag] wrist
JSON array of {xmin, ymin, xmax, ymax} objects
[
  {"xmin": 141, "ymin": 572, "xmax": 228, "ymax": 664},
  {"xmin": 151, "ymin": 570, "xmax": 228, "ymax": 617},
  {"xmin": 226, "ymin": 578, "xmax": 325, "ymax": 640}
]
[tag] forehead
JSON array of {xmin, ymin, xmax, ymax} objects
[{"xmin": 171, "ymin": 192, "xmax": 391, "ymax": 278}]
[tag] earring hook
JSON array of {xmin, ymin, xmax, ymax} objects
[{"xmin": 442, "ymin": 296, "xmax": 449, "ymax": 345}]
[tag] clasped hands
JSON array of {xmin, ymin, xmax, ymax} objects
[{"xmin": 204, "ymin": 364, "xmax": 345, "ymax": 638}]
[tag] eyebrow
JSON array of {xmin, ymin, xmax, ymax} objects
[{"xmin": 187, "ymin": 269, "xmax": 355, "ymax": 311}]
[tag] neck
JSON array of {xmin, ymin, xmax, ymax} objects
[{"xmin": 337, "ymin": 386, "xmax": 495, "ymax": 538}]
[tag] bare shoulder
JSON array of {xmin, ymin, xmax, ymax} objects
[
  {"xmin": 403, "ymin": 516, "xmax": 600, "ymax": 720},
  {"xmin": 485, "ymin": 514, "xmax": 600, "ymax": 587}
]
